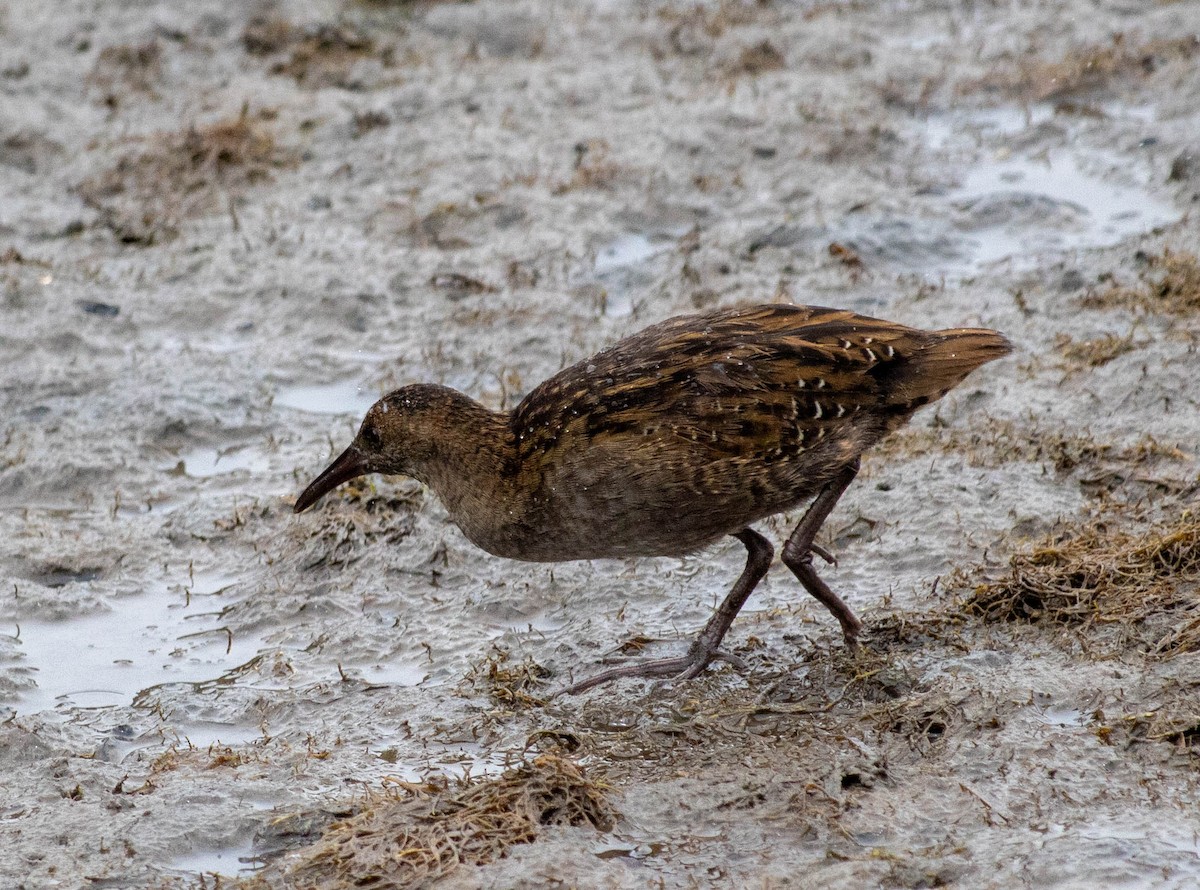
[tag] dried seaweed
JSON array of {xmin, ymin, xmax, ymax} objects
[
  {"xmin": 1055, "ymin": 331, "xmax": 1137, "ymax": 369},
  {"xmin": 243, "ymin": 16, "xmax": 391, "ymax": 88},
  {"xmin": 77, "ymin": 105, "xmax": 292, "ymax": 243},
  {"xmin": 294, "ymin": 483, "xmax": 419, "ymax": 570},
  {"xmin": 273, "ymin": 24, "xmax": 380, "ymax": 88},
  {"xmin": 243, "ymin": 756, "xmax": 613, "ymax": 890},
  {"xmin": 1083, "ymin": 249, "xmax": 1200, "ymax": 316},
  {"xmin": 963, "ymin": 34, "xmax": 1199, "ymax": 101},
  {"xmin": 87, "ymin": 40, "xmax": 163, "ymax": 99},
  {"xmin": 960, "ymin": 513, "xmax": 1200, "ymax": 656},
  {"xmin": 731, "ymin": 40, "xmax": 786, "ymax": 77},
  {"xmin": 458, "ymin": 644, "xmax": 550, "ymax": 708},
  {"xmin": 1109, "ymin": 705, "xmax": 1200, "ymax": 752}
]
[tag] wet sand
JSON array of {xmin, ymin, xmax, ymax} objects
[{"xmin": 2, "ymin": 0, "xmax": 1200, "ymax": 886}]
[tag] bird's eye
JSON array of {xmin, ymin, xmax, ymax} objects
[{"xmin": 360, "ymin": 424, "xmax": 381, "ymax": 449}]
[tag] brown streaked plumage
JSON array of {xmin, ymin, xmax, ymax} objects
[{"xmin": 294, "ymin": 303, "xmax": 1011, "ymax": 694}]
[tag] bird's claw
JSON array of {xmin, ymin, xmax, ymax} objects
[
  {"xmin": 552, "ymin": 644, "xmax": 744, "ymax": 697},
  {"xmin": 810, "ymin": 542, "xmax": 837, "ymax": 566}
]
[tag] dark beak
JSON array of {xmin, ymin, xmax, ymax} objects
[{"xmin": 294, "ymin": 446, "xmax": 370, "ymax": 513}]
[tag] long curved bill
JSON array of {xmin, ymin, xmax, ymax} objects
[{"xmin": 293, "ymin": 446, "xmax": 370, "ymax": 513}]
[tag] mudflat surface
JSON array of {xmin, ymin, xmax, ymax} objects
[{"xmin": 2, "ymin": 1, "xmax": 1200, "ymax": 887}]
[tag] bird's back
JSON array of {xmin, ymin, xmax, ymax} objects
[{"xmin": 505, "ymin": 304, "xmax": 1009, "ymax": 559}]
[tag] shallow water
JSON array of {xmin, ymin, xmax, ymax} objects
[
  {"xmin": 275, "ymin": 380, "xmax": 380, "ymax": 416},
  {"xmin": 167, "ymin": 839, "xmax": 260, "ymax": 880},
  {"xmin": 177, "ymin": 444, "xmax": 272, "ymax": 478},
  {"xmin": 12, "ymin": 569, "xmax": 268, "ymax": 714},
  {"xmin": 592, "ymin": 232, "xmax": 675, "ymax": 317},
  {"xmin": 952, "ymin": 147, "xmax": 1178, "ymax": 266},
  {"xmin": 927, "ymin": 105, "xmax": 1179, "ymax": 272}
]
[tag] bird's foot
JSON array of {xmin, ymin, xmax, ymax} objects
[
  {"xmin": 810, "ymin": 542, "xmax": 837, "ymax": 566},
  {"xmin": 554, "ymin": 640, "xmax": 743, "ymax": 697}
]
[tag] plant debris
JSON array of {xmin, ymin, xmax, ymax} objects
[
  {"xmin": 274, "ymin": 23, "xmax": 381, "ymax": 88},
  {"xmin": 243, "ymin": 756, "xmax": 614, "ymax": 889},
  {"xmin": 77, "ymin": 105, "xmax": 291, "ymax": 243},
  {"xmin": 294, "ymin": 483, "xmax": 419, "ymax": 570},
  {"xmin": 1055, "ymin": 331, "xmax": 1137, "ymax": 369},
  {"xmin": 553, "ymin": 139, "xmax": 626, "ymax": 193},
  {"xmin": 1082, "ymin": 249, "xmax": 1200, "ymax": 316},
  {"xmin": 87, "ymin": 40, "xmax": 163, "ymax": 100},
  {"xmin": 243, "ymin": 16, "xmax": 390, "ymax": 89},
  {"xmin": 242, "ymin": 15, "xmax": 297, "ymax": 56},
  {"xmin": 965, "ymin": 34, "xmax": 1199, "ymax": 101},
  {"xmin": 731, "ymin": 40, "xmax": 786, "ymax": 77},
  {"xmin": 959, "ymin": 512, "xmax": 1200, "ymax": 656},
  {"xmin": 1107, "ymin": 704, "xmax": 1200, "ymax": 754},
  {"xmin": 458, "ymin": 645, "xmax": 551, "ymax": 708}
]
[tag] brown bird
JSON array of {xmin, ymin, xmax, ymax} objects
[{"xmin": 294, "ymin": 303, "xmax": 1010, "ymax": 694}]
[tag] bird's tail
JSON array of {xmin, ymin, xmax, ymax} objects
[{"xmin": 886, "ymin": 327, "xmax": 1012, "ymax": 407}]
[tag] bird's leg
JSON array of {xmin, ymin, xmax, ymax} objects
[
  {"xmin": 781, "ymin": 459, "xmax": 863, "ymax": 643},
  {"xmin": 558, "ymin": 529, "xmax": 774, "ymax": 696}
]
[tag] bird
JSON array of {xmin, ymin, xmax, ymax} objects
[{"xmin": 293, "ymin": 303, "xmax": 1010, "ymax": 695}]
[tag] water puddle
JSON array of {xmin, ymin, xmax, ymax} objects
[
  {"xmin": 924, "ymin": 105, "xmax": 1180, "ymax": 273},
  {"xmin": 592, "ymin": 233, "xmax": 674, "ymax": 317},
  {"xmin": 595, "ymin": 233, "xmax": 666, "ymax": 275},
  {"xmin": 352, "ymin": 658, "xmax": 429, "ymax": 688},
  {"xmin": 373, "ymin": 739, "xmax": 509, "ymax": 783},
  {"xmin": 951, "ymin": 149, "xmax": 1177, "ymax": 266},
  {"xmin": 11, "ymin": 569, "xmax": 271, "ymax": 714},
  {"xmin": 484, "ymin": 607, "xmax": 564, "ymax": 639},
  {"xmin": 174, "ymin": 443, "xmax": 272, "ymax": 478},
  {"xmin": 168, "ymin": 838, "xmax": 260, "ymax": 878},
  {"xmin": 275, "ymin": 380, "xmax": 380, "ymax": 415},
  {"xmin": 594, "ymin": 841, "xmax": 667, "ymax": 862},
  {"xmin": 166, "ymin": 721, "xmax": 267, "ymax": 749},
  {"xmin": 1034, "ymin": 706, "xmax": 1087, "ymax": 727},
  {"xmin": 31, "ymin": 567, "xmax": 104, "ymax": 588}
]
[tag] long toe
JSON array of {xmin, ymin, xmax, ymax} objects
[{"xmin": 558, "ymin": 645, "xmax": 729, "ymax": 696}]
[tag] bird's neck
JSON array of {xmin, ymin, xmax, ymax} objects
[{"xmin": 408, "ymin": 395, "xmax": 522, "ymax": 552}]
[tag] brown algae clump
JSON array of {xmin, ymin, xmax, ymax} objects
[
  {"xmin": 458, "ymin": 644, "xmax": 551, "ymax": 708},
  {"xmin": 962, "ymin": 512, "xmax": 1200, "ymax": 655},
  {"xmin": 248, "ymin": 756, "xmax": 613, "ymax": 889},
  {"xmin": 1084, "ymin": 249, "xmax": 1200, "ymax": 315},
  {"xmin": 78, "ymin": 105, "xmax": 291, "ymax": 243}
]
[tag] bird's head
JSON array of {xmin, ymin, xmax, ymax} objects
[{"xmin": 292, "ymin": 384, "xmax": 461, "ymax": 513}]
